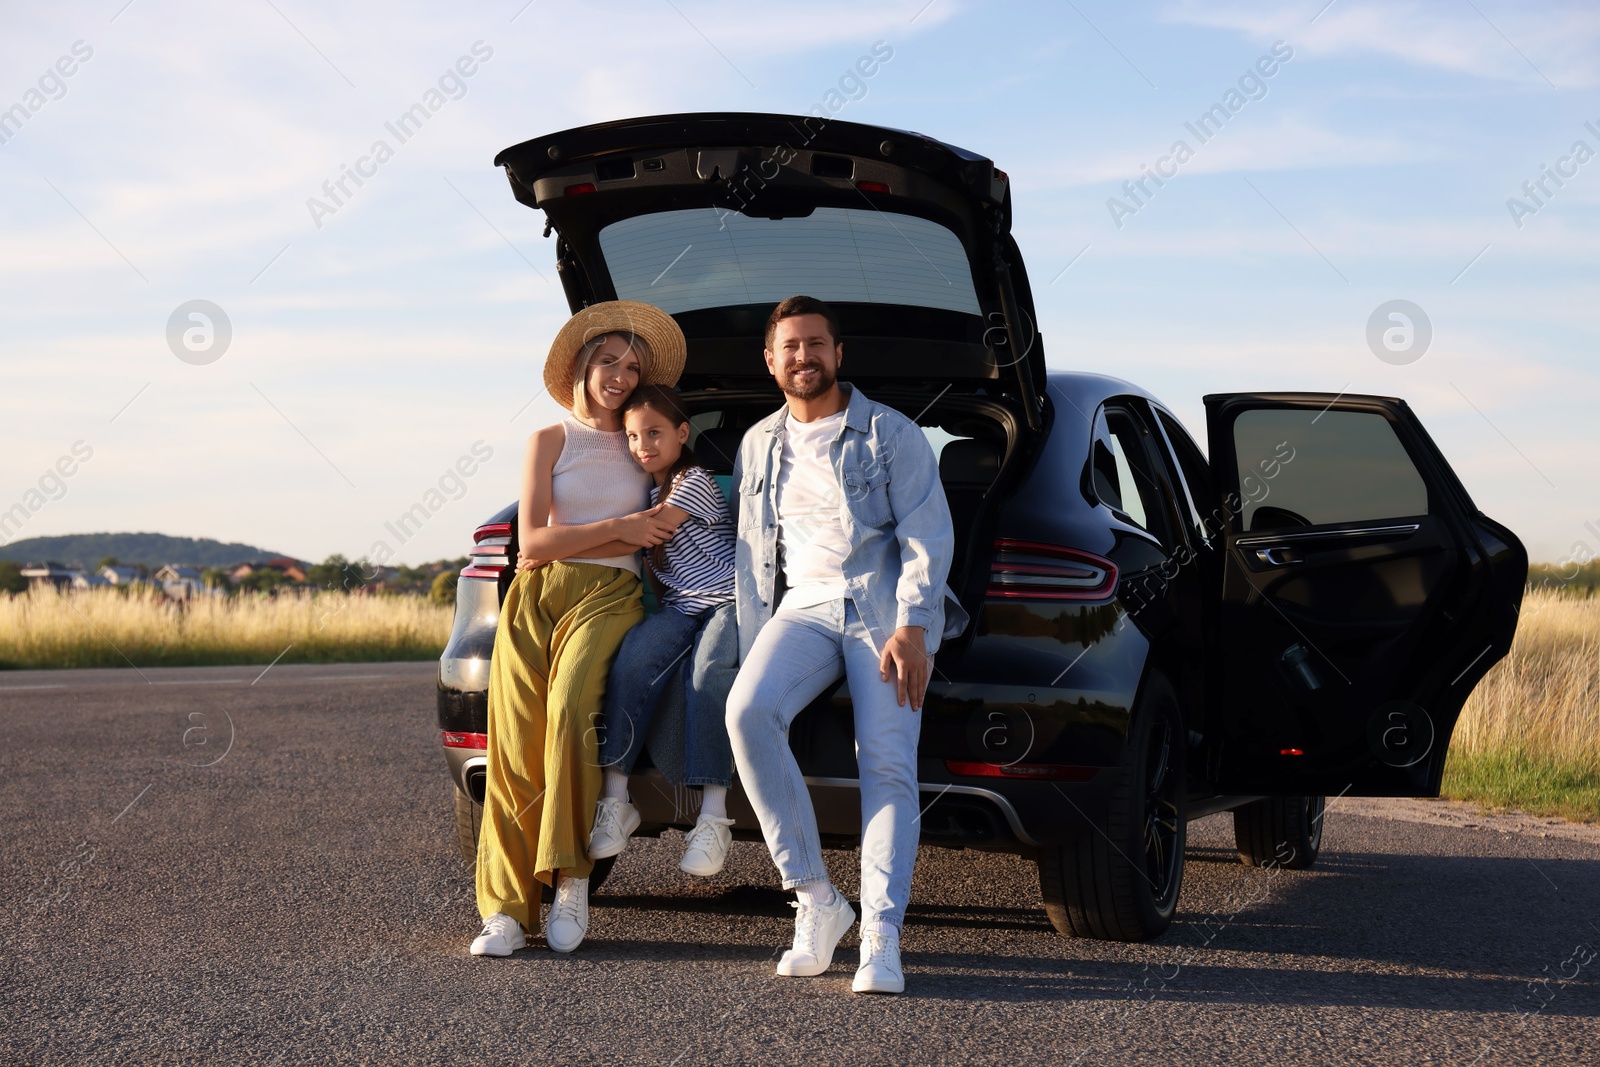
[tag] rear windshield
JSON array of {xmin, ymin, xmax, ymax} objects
[{"xmin": 600, "ymin": 207, "xmax": 982, "ymax": 316}]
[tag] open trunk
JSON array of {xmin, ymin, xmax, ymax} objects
[
  {"xmin": 494, "ymin": 111, "xmax": 1050, "ymax": 429},
  {"xmin": 493, "ymin": 114, "xmax": 1053, "ymax": 835}
]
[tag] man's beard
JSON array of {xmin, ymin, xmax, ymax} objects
[{"xmin": 779, "ymin": 362, "xmax": 836, "ymax": 401}]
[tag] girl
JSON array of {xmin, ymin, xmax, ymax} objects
[
  {"xmin": 471, "ymin": 301, "xmax": 686, "ymax": 958},
  {"xmin": 587, "ymin": 385, "xmax": 740, "ymax": 878}
]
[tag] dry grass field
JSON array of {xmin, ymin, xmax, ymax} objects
[
  {"xmin": 0, "ymin": 584, "xmax": 452, "ymax": 670},
  {"xmin": 1442, "ymin": 586, "xmax": 1600, "ymax": 823},
  {"xmin": 2, "ymin": 582, "xmax": 1595, "ymax": 821}
]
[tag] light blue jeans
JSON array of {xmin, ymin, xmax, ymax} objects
[{"xmin": 725, "ymin": 598, "xmax": 923, "ymax": 927}]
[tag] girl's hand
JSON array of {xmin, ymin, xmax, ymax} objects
[
  {"xmin": 515, "ymin": 550, "xmax": 548, "ymax": 572},
  {"xmin": 614, "ymin": 504, "xmax": 682, "ymax": 548}
]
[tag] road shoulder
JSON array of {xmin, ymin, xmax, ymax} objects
[{"xmin": 1331, "ymin": 795, "xmax": 1600, "ymax": 844}]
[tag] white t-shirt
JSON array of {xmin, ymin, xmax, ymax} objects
[{"xmin": 775, "ymin": 410, "xmax": 850, "ymax": 610}]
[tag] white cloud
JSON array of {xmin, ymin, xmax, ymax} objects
[{"xmin": 1163, "ymin": 0, "xmax": 1600, "ymax": 88}]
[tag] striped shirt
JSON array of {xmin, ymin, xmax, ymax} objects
[{"xmin": 650, "ymin": 466, "xmax": 736, "ymax": 613}]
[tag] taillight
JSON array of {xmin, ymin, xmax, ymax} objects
[
  {"xmin": 856, "ymin": 180, "xmax": 890, "ymax": 194},
  {"xmin": 442, "ymin": 731, "xmax": 488, "ymax": 749},
  {"xmin": 986, "ymin": 540, "xmax": 1117, "ymax": 601},
  {"xmin": 461, "ymin": 521, "xmax": 513, "ymax": 580},
  {"xmin": 564, "ymin": 182, "xmax": 597, "ymax": 196}
]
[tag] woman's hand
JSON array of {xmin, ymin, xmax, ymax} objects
[
  {"xmin": 613, "ymin": 504, "xmax": 683, "ymax": 548},
  {"xmin": 515, "ymin": 549, "xmax": 549, "ymax": 572}
]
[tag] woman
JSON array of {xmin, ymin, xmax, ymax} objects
[{"xmin": 471, "ymin": 300, "xmax": 686, "ymax": 957}]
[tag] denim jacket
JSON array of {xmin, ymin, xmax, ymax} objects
[{"xmin": 730, "ymin": 383, "xmax": 969, "ymax": 662}]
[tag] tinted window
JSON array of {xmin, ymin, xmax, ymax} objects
[
  {"xmin": 1155, "ymin": 411, "xmax": 1215, "ymax": 544},
  {"xmin": 600, "ymin": 207, "xmax": 982, "ymax": 316},
  {"xmin": 1091, "ymin": 406, "xmax": 1170, "ymax": 544},
  {"xmin": 1233, "ymin": 408, "xmax": 1428, "ymax": 530}
]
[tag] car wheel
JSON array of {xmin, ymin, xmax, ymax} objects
[
  {"xmin": 1232, "ymin": 794, "xmax": 1324, "ymax": 870},
  {"xmin": 1037, "ymin": 674, "xmax": 1187, "ymax": 941},
  {"xmin": 454, "ymin": 787, "xmax": 483, "ymax": 866},
  {"xmin": 452, "ymin": 788, "xmax": 617, "ymax": 897}
]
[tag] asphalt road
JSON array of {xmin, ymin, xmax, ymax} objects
[{"xmin": 1, "ymin": 662, "xmax": 1596, "ymax": 1066}]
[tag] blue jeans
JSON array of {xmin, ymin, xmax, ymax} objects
[
  {"xmin": 725, "ymin": 598, "xmax": 923, "ymax": 927},
  {"xmin": 598, "ymin": 602, "xmax": 736, "ymax": 787}
]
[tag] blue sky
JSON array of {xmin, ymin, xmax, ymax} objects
[{"xmin": 2, "ymin": 0, "xmax": 1596, "ymax": 566}]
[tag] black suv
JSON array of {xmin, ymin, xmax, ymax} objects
[{"xmin": 437, "ymin": 113, "xmax": 1526, "ymax": 941}]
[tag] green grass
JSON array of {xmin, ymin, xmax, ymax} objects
[{"xmin": 1441, "ymin": 748, "xmax": 1600, "ymax": 824}]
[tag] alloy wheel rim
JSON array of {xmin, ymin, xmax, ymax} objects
[
  {"xmin": 1306, "ymin": 794, "xmax": 1326, "ymax": 853},
  {"xmin": 1142, "ymin": 719, "xmax": 1182, "ymax": 903}
]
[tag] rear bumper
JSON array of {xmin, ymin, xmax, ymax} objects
[{"xmin": 440, "ymin": 734, "xmax": 1113, "ymax": 854}]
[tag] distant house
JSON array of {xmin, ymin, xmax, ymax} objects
[
  {"xmin": 20, "ymin": 563, "xmax": 80, "ymax": 589},
  {"xmin": 229, "ymin": 559, "xmax": 307, "ymax": 587},
  {"xmin": 72, "ymin": 572, "xmax": 110, "ymax": 590},
  {"xmin": 155, "ymin": 564, "xmax": 209, "ymax": 600},
  {"xmin": 99, "ymin": 565, "xmax": 142, "ymax": 586},
  {"xmin": 266, "ymin": 557, "xmax": 309, "ymax": 583}
]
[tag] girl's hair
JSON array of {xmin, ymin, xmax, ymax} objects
[
  {"xmin": 571, "ymin": 331, "xmax": 653, "ymax": 420},
  {"xmin": 623, "ymin": 384, "xmax": 698, "ymax": 576}
]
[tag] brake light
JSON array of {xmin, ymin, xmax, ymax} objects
[
  {"xmin": 986, "ymin": 540, "xmax": 1117, "ymax": 601},
  {"xmin": 945, "ymin": 760, "xmax": 1097, "ymax": 782},
  {"xmin": 856, "ymin": 180, "xmax": 890, "ymax": 194},
  {"xmin": 564, "ymin": 182, "xmax": 597, "ymax": 196},
  {"xmin": 1279, "ymin": 748, "xmax": 1305, "ymax": 756},
  {"xmin": 442, "ymin": 731, "xmax": 488, "ymax": 749},
  {"xmin": 461, "ymin": 521, "xmax": 513, "ymax": 580}
]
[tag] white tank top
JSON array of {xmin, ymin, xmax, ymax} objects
[{"xmin": 549, "ymin": 416, "xmax": 652, "ymax": 576}]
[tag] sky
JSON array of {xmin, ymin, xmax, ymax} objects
[{"xmin": 2, "ymin": 0, "xmax": 1597, "ymax": 567}]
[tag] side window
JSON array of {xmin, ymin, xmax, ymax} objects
[
  {"xmin": 1232, "ymin": 408, "xmax": 1428, "ymax": 531},
  {"xmin": 1155, "ymin": 411, "xmax": 1216, "ymax": 545},
  {"xmin": 1089, "ymin": 405, "xmax": 1172, "ymax": 545}
]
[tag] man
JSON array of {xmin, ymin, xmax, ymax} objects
[{"xmin": 726, "ymin": 295, "xmax": 967, "ymax": 994}]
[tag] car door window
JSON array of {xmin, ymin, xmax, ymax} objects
[
  {"xmin": 1154, "ymin": 411, "xmax": 1214, "ymax": 546},
  {"xmin": 1090, "ymin": 406, "xmax": 1171, "ymax": 545},
  {"xmin": 1232, "ymin": 408, "xmax": 1428, "ymax": 531}
]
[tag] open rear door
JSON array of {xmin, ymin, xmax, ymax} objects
[{"xmin": 1202, "ymin": 393, "xmax": 1526, "ymax": 797}]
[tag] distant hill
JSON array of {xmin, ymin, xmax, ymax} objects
[{"xmin": 0, "ymin": 532, "xmax": 298, "ymax": 570}]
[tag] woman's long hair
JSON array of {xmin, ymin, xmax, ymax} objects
[{"xmin": 622, "ymin": 384, "xmax": 697, "ymax": 577}]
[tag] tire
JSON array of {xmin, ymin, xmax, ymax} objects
[
  {"xmin": 452, "ymin": 788, "xmax": 616, "ymax": 897},
  {"xmin": 1037, "ymin": 675, "xmax": 1187, "ymax": 941},
  {"xmin": 454, "ymin": 787, "xmax": 482, "ymax": 866},
  {"xmin": 1232, "ymin": 795, "xmax": 1324, "ymax": 870}
]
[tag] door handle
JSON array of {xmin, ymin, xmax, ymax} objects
[{"xmin": 1255, "ymin": 547, "xmax": 1301, "ymax": 566}]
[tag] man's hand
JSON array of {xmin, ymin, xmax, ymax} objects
[{"xmin": 879, "ymin": 625, "xmax": 930, "ymax": 711}]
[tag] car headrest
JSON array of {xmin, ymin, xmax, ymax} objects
[
  {"xmin": 939, "ymin": 438, "xmax": 1002, "ymax": 486},
  {"xmin": 693, "ymin": 426, "xmax": 744, "ymax": 475}
]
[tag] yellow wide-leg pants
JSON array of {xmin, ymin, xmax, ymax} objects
[{"xmin": 475, "ymin": 561, "xmax": 642, "ymax": 934}]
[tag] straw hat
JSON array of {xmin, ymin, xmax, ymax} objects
[{"xmin": 544, "ymin": 300, "xmax": 686, "ymax": 409}]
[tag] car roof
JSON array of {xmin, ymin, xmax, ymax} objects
[{"xmin": 1046, "ymin": 370, "xmax": 1167, "ymax": 419}]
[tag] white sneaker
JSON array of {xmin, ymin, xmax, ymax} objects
[
  {"xmin": 776, "ymin": 891, "xmax": 856, "ymax": 977},
  {"xmin": 588, "ymin": 798, "xmax": 641, "ymax": 860},
  {"xmin": 469, "ymin": 912, "xmax": 527, "ymax": 957},
  {"xmin": 679, "ymin": 815, "xmax": 735, "ymax": 876},
  {"xmin": 852, "ymin": 930, "xmax": 905, "ymax": 994},
  {"xmin": 545, "ymin": 876, "xmax": 589, "ymax": 953}
]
